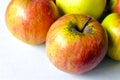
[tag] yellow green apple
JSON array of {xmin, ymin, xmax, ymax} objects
[
  {"xmin": 46, "ymin": 14, "xmax": 108, "ymax": 74},
  {"xmin": 102, "ymin": 13, "xmax": 120, "ymax": 61},
  {"xmin": 5, "ymin": 0, "xmax": 60, "ymax": 45},
  {"xmin": 56, "ymin": 0, "xmax": 107, "ymax": 20}
]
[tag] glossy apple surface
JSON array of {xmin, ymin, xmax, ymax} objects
[
  {"xmin": 46, "ymin": 14, "xmax": 108, "ymax": 74},
  {"xmin": 56, "ymin": 0, "xmax": 106, "ymax": 19},
  {"xmin": 109, "ymin": 0, "xmax": 120, "ymax": 13},
  {"xmin": 102, "ymin": 13, "xmax": 120, "ymax": 61},
  {"xmin": 5, "ymin": 0, "xmax": 60, "ymax": 45}
]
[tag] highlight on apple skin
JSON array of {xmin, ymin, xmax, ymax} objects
[
  {"xmin": 46, "ymin": 14, "xmax": 108, "ymax": 74},
  {"xmin": 5, "ymin": 0, "xmax": 60, "ymax": 45}
]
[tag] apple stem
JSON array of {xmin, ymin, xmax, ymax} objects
[{"xmin": 81, "ymin": 17, "xmax": 92, "ymax": 32}]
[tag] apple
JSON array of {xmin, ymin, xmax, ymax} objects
[
  {"xmin": 5, "ymin": 0, "xmax": 60, "ymax": 45},
  {"xmin": 56, "ymin": 0, "xmax": 107, "ymax": 20},
  {"xmin": 102, "ymin": 13, "xmax": 120, "ymax": 61},
  {"xmin": 109, "ymin": 0, "xmax": 120, "ymax": 13},
  {"xmin": 52, "ymin": 0, "xmax": 55, "ymax": 3},
  {"xmin": 46, "ymin": 14, "xmax": 108, "ymax": 74}
]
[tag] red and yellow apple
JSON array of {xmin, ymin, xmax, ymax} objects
[
  {"xmin": 102, "ymin": 13, "xmax": 120, "ymax": 61},
  {"xmin": 109, "ymin": 0, "xmax": 120, "ymax": 13},
  {"xmin": 46, "ymin": 14, "xmax": 108, "ymax": 74},
  {"xmin": 5, "ymin": 0, "xmax": 60, "ymax": 45},
  {"xmin": 56, "ymin": 0, "xmax": 107, "ymax": 19}
]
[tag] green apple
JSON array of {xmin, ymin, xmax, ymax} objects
[
  {"xmin": 56, "ymin": 0, "xmax": 107, "ymax": 20},
  {"xmin": 109, "ymin": 0, "xmax": 120, "ymax": 13},
  {"xmin": 102, "ymin": 13, "xmax": 120, "ymax": 61},
  {"xmin": 46, "ymin": 14, "xmax": 108, "ymax": 74},
  {"xmin": 5, "ymin": 0, "xmax": 60, "ymax": 45}
]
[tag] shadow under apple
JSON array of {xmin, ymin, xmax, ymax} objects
[{"xmin": 75, "ymin": 56, "xmax": 120, "ymax": 78}]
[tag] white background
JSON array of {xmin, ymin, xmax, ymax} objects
[{"xmin": 1, "ymin": 0, "xmax": 120, "ymax": 80}]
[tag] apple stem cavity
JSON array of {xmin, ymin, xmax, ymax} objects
[
  {"xmin": 69, "ymin": 17, "xmax": 92, "ymax": 34},
  {"xmin": 81, "ymin": 17, "xmax": 92, "ymax": 32}
]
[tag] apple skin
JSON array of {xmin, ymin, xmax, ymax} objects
[
  {"xmin": 46, "ymin": 14, "xmax": 108, "ymax": 74},
  {"xmin": 56, "ymin": 0, "xmax": 106, "ymax": 20},
  {"xmin": 5, "ymin": 0, "xmax": 60, "ymax": 45},
  {"xmin": 102, "ymin": 13, "xmax": 120, "ymax": 61},
  {"xmin": 109, "ymin": 0, "xmax": 120, "ymax": 13},
  {"xmin": 52, "ymin": 0, "xmax": 55, "ymax": 3}
]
